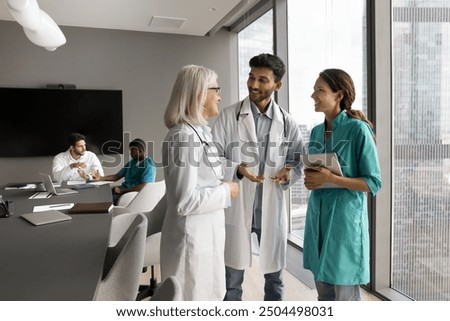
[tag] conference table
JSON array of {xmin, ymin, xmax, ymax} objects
[{"xmin": 0, "ymin": 183, "xmax": 113, "ymax": 300}]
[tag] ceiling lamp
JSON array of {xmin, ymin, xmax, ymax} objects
[{"xmin": 4, "ymin": 0, "xmax": 66, "ymax": 51}]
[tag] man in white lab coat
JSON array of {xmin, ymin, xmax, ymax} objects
[
  {"xmin": 52, "ymin": 132, "xmax": 104, "ymax": 182},
  {"xmin": 212, "ymin": 53, "xmax": 304, "ymax": 300}
]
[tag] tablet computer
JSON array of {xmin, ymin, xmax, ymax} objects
[{"xmin": 301, "ymin": 152, "xmax": 343, "ymax": 188}]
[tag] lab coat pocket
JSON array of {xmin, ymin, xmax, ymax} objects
[
  {"xmin": 185, "ymin": 214, "xmax": 213, "ymax": 254},
  {"xmin": 332, "ymin": 190, "xmax": 364, "ymax": 243}
]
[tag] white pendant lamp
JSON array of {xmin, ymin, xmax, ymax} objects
[
  {"xmin": 23, "ymin": 9, "xmax": 66, "ymax": 51},
  {"xmin": 5, "ymin": 0, "xmax": 40, "ymax": 30},
  {"xmin": 4, "ymin": 0, "xmax": 66, "ymax": 51}
]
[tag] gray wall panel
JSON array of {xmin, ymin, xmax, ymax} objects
[{"xmin": 0, "ymin": 21, "xmax": 237, "ymax": 183}]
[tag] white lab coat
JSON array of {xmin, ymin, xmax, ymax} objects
[
  {"xmin": 52, "ymin": 150, "xmax": 104, "ymax": 181},
  {"xmin": 212, "ymin": 97, "xmax": 303, "ymax": 274},
  {"xmin": 160, "ymin": 123, "xmax": 231, "ymax": 301}
]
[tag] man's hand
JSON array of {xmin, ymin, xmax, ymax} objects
[
  {"xmin": 238, "ymin": 163, "xmax": 264, "ymax": 183},
  {"xmin": 77, "ymin": 168, "xmax": 90, "ymax": 180},
  {"xmin": 70, "ymin": 162, "xmax": 87, "ymax": 170},
  {"xmin": 270, "ymin": 166, "xmax": 292, "ymax": 184},
  {"xmin": 113, "ymin": 186, "xmax": 122, "ymax": 195},
  {"xmin": 91, "ymin": 170, "xmax": 101, "ymax": 180}
]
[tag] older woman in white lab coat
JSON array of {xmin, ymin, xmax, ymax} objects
[{"xmin": 160, "ymin": 65, "xmax": 239, "ymax": 301}]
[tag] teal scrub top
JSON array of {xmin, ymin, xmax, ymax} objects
[
  {"xmin": 303, "ymin": 111, "xmax": 382, "ymax": 285},
  {"xmin": 118, "ymin": 156, "xmax": 156, "ymax": 190}
]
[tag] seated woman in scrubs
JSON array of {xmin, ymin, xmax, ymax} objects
[{"xmin": 302, "ymin": 68, "xmax": 382, "ymax": 301}]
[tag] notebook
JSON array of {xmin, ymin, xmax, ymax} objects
[
  {"xmin": 68, "ymin": 202, "xmax": 113, "ymax": 214},
  {"xmin": 21, "ymin": 210, "xmax": 72, "ymax": 226},
  {"xmin": 39, "ymin": 173, "xmax": 78, "ymax": 196}
]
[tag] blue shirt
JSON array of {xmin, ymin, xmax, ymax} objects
[{"xmin": 118, "ymin": 156, "xmax": 156, "ymax": 189}]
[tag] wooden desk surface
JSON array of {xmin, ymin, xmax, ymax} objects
[{"xmin": 0, "ymin": 184, "xmax": 113, "ymax": 300}]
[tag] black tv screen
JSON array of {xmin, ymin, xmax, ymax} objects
[{"xmin": 0, "ymin": 87, "xmax": 123, "ymax": 157}]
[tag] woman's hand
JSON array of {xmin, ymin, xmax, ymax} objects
[
  {"xmin": 304, "ymin": 167, "xmax": 335, "ymax": 190},
  {"xmin": 226, "ymin": 181, "xmax": 239, "ymax": 199}
]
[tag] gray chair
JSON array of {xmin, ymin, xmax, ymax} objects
[
  {"xmin": 149, "ymin": 275, "xmax": 182, "ymax": 301},
  {"xmin": 115, "ymin": 192, "xmax": 136, "ymax": 207},
  {"xmin": 136, "ymin": 195, "xmax": 167, "ymax": 300},
  {"xmin": 109, "ymin": 180, "xmax": 167, "ymax": 300},
  {"xmin": 113, "ymin": 180, "xmax": 166, "ymax": 215},
  {"xmin": 95, "ymin": 212, "xmax": 147, "ymax": 301}
]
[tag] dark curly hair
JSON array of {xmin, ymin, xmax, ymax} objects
[
  {"xmin": 249, "ymin": 53, "xmax": 286, "ymax": 82},
  {"xmin": 68, "ymin": 132, "xmax": 86, "ymax": 147}
]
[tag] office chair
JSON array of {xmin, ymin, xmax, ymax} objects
[
  {"xmin": 149, "ymin": 275, "xmax": 182, "ymax": 301},
  {"xmin": 108, "ymin": 180, "xmax": 166, "ymax": 300},
  {"xmin": 115, "ymin": 190, "xmax": 137, "ymax": 207},
  {"xmin": 95, "ymin": 212, "xmax": 147, "ymax": 301},
  {"xmin": 136, "ymin": 194, "xmax": 167, "ymax": 300},
  {"xmin": 113, "ymin": 180, "xmax": 166, "ymax": 216}
]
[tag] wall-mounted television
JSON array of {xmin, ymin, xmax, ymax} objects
[{"xmin": 0, "ymin": 87, "xmax": 123, "ymax": 157}]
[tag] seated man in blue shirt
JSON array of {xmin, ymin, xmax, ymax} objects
[{"xmin": 93, "ymin": 138, "xmax": 156, "ymax": 204}]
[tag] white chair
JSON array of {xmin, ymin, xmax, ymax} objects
[
  {"xmin": 95, "ymin": 213, "xmax": 147, "ymax": 301},
  {"xmin": 115, "ymin": 191, "xmax": 137, "ymax": 207},
  {"xmin": 136, "ymin": 195, "xmax": 167, "ymax": 300},
  {"xmin": 113, "ymin": 180, "xmax": 166, "ymax": 215},
  {"xmin": 110, "ymin": 180, "xmax": 166, "ymax": 300},
  {"xmin": 149, "ymin": 276, "xmax": 182, "ymax": 301}
]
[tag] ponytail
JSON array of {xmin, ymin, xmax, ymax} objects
[{"xmin": 345, "ymin": 109, "xmax": 374, "ymax": 130}]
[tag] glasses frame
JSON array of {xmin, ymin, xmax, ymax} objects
[{"xmin": 208, "ymin": 87, "xmax": 221, "ymax": 94}]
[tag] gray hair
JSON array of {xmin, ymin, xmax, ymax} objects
[{"xmin": 164, "ymin": 65, "xmax": 218, "ymax": 128}]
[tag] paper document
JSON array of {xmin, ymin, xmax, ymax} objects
[
  {"xmin": 33, "ymin": 203, "xmax": 74, "ymax": 212},
  {"xmin": 29, "ymin": 192, "xmax": 52, "ymax": 199}
]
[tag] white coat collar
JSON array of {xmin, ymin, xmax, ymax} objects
[{"xmin": 237, "ymin": 97, "xmax": 257, "ymax": 142}]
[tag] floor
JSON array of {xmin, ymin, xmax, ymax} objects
[
  {"xmin": 139, "ymin": 255, "xmax": 381, "ymax": 301},
  {"xmin": 241, "ymin": 255, "xmax": 380, "ymax": 301}
]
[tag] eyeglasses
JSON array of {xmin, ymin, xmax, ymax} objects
[{"xmin": 208, "ymin": 87, "xmax": 221, "ymax": 94}]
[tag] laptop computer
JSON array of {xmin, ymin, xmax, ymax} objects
[
  {"xmin": 39, "ymin": 173, "xmax": 78, "ymax": 196},
  {"xmin": 21, "ymin": 210, "xmax": 72, "ymax": 226}
]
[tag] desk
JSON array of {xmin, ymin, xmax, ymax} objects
[{"xmin": 0, "ymin": 184, "xmax": 112, "ymax": 300}]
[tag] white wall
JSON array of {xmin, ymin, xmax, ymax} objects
[{"xmin": 0, "ymin": 21, "xmax": 238, "ymax": 184}]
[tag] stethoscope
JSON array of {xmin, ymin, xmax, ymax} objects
[
  {"xmin": 236, "ymin": 100, "xmax": 287, "ymax": 138},
  {"xmin": 186, "ymin": 123, "xmax": 223, "ymax": 181},
  {"xmin": 187, "ymin": 123, "xmax": 209, "ymax": 146}
]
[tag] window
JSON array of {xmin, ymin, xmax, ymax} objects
[
  {"xmin": 232, "ymin": 0, "xmax": 450, "ymax": 302},
  {"xmin": 391, "ymin": 0, "xmax": 450, "ymax": 301},
  {"xmin": 286, "ymin": 0, "xmax": 367, "ymax": 247},
  {"xmin": 238, "ymin": 10, "xmax": 274, "ymax": 100}
]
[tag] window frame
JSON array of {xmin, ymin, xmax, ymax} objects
[{"xmin": 233, "ymin": 0, "xmax": 415, "ymax": 301}]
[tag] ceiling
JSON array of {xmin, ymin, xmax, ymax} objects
[{"xmin": 0, "ymin": 0, "xmax": 262, "ymax": 36}]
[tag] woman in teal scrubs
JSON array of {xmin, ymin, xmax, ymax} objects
[{"xmin": 303, "ymin": 69, "xmax": 382, "ymax": 301}]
